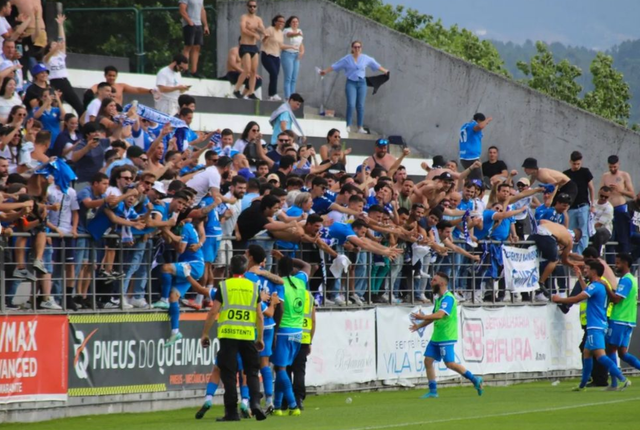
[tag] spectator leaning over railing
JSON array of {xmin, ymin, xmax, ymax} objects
[{"xmin": 320, "ymin": 41, "xmax": 389, "ymax": 134}]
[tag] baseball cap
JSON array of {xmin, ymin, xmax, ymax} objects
[
  {"xmin": 356, "ymin": 165, "xmax": 371, "ymax": 174},
  {"xmin": 522, "ymin": 157, "xmax": 539, "ymax": 169},
  {"xmin": 436, "ymin": 172, "xmax": 454, "ymax": 182},
  {"xmin": 31, "ymin": 63, "xmax": 49, "ymax": 76},
  {"xmin": 375, "ymin": 138, "xmax": 389, "ymax": 147},
  {"xmin": 516, "ymin": 178, "xmax": 530, "ymax": 187},
  {"xmin": 468, "ymin": 178, "xmax": 484, "ymax": 190},
  {"xmin": 267, "ymin": 173, "xmax": 280, "ymax": 182},
  {"xmin": 152, "ymin": 181, "xmax": 167, "ymax": 195},
  {"xmin": 556, "ymin": 193, "xmax": 572, "ymax": 204},
  {"xmin": 216, "ymin": 156, "xmax": 233, "ymax": 167}
]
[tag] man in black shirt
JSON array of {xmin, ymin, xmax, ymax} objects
[
  {"xmin": 563, "ymin": 151, "xmax": 595, "ymax": 254},
  {"xmin": 481, "ymin": 146, "xmax": 508, "ymax": 186},
  {"xmin": 235, "ymin": 194, "xmax": 301, "ymax": 251}
]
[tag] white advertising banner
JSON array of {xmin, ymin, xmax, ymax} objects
[
  {"xmin": 502, "ymin": 245, "xmax": 540, "ymax": 292},
  {"xmin": 376, "ymin": 305, "xmax": 582, "ymax": 380},
  {"xmin": 376, "ymin": 305, "xmax": 458, "ymax": 381},
  {"xmin": 306, "ymin": 309, "xmax": 377, "ymax": 386}
]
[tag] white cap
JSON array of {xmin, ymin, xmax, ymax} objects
[{"xmin": 152, "ymin": 181, "xmax": 166, "ymax": 195}]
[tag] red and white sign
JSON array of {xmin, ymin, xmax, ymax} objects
[{"xmin": 0, "ymin": 315, "xmax": 68, "ymax": 403}]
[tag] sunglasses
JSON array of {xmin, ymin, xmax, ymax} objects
[
  {"xmin": 143, "ymin": 180, "xmax": 154, "ymax": 186},
  {"xmin": 139, "ymin": 158, "xmax": 149, "ymax": 162},
  {"xmin": 248, "ymin": 4, "xmax": 257, "ymax": 8},
  {"xmin": 120, "ymin": 177, "xmax": 133, "ymax": 181},
  {"xmin": 599, "ymin": 194, "xmax": 609, "ymax": 199}
]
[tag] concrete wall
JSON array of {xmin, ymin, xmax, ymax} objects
[{"xmin": 216, "ymin": 0, "xmax": 640, "ymax": 184}]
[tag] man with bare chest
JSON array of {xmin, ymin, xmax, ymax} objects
[
  {"xmin": 600, "ymin": 155, "xmax": 635, "ymax": 253},
  {"xmin": 234, "ymin": 1, "xmax": 265, "ymax": 100},
  {"xmin": 522, "ymin": 157, "xmax": 578, "ymax": 205},
  {"xmin": 92, "ymin": 66, "xmax": 154, "ymax": 107}
]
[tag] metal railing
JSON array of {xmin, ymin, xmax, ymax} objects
[
  {"xmin": 64, "ymin": 6, "xmax": 217, "ymax": 74},
  {"xmin": 0, "ymin": 232, "xmax": 630, "ymax": 314}
]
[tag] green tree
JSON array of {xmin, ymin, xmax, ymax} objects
[
  {"xmin": 581, "ymin": 53, "xmax": 631, "ymax": 125},
  {"xmin": 516, "ymin": 41, "xmax": 583, "ymax": 105}
]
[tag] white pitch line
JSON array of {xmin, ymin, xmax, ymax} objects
[{"xmin": 343, "ymin": 396, "xmax": 640, "ymax": 430}]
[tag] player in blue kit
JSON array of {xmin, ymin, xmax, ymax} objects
[
  {"xmin": 244, "ymin": 245, "xmax": 284, "ymax": 414},
  {"xmin": 552, "ymin": 260, "xmax": 630, "ymax": 391},
  {"xmin": 605, "ymin": 253, "xmax": 640, "ymax": 390},
  {"xmin": 157, "ymin": 218, "xmax": 206, "ymax": 347}
]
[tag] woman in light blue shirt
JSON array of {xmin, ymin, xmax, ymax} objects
[{"xmin": 321, "ymin": 41, "xmax": 388, "ymax": 134}]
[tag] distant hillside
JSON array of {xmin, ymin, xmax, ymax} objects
[{"xmin": 492, "ymin": 39, "xmax": 640, "ymax": 124}]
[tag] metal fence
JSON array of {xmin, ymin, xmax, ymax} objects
[{"xmin": 0, "ymin": 232, "xmax": 629, "ymax": 314}]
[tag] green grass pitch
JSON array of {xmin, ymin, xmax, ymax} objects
[{"xmin": 9, "ymin": 379, "xmax": 640, "ymax": 430}]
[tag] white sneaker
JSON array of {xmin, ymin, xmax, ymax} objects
[
  {"xmin": 334, "ymin": 295, "xmax": 347, "ymax": 306},
  {"xmin": 357, "ymin": 127, "xmax": 368, "ymax": 134},
  {"xmin": 129, "ymin": 297, "xmax": 150, "ymax": 308},
  {"xmin": 417, "ymin": 293, "xmax": 430, "ymax": 304},
  {"xmin": 455, "ymin": 292, "xmax": 467, "ymax": 302},
  {"xmin": 269, "ymin": 95, "xmax": 282, "ymax": 101},
  {"xmin": 104, "ymin": 301, "xmax": 120, "ymax": 309},
  {"xmin": 420, "ymin": 271, "xmax": 431, "ymax": 279},
  {"xmin": 535, "ymin": 293, "xmax": 549, "ymax": 303},
  {"xmin": 380, "ymin": 293, "xmax": 390, "ymax": 302},
  {"xmin": 346, "ymin": 126, "xmax": 351, "ymax": 133},
  {"xmin": 350, "ymin": 293, "xmax": 364, "ymax": 306},
  {"xmin": 121, "ymin": 298, "xmax": 134, "ymax": 310},
  {"xmin": 512, "ymin": 292, "xmax": 522, "ymax": 303},
  {"xmin": 323, "ymin": 297, "xmax": 335, "ymax": 306},
  {"xmin": 40, "ymin": 297, "xmax": 62, "ymax": 310},
  {"xmin": 472, "ymin": 293, "xmax": 483, "ymax": 304}
]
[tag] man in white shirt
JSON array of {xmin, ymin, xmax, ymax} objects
[
  {"xmin": 186, "ymin": 154, "xmax": 231, "ymax": 205},
  {"xmin": 155, "ymin": 54, "xmax": 190, "ymax": 115},
  {"xmin": 591, "ymin": 186, "xmax": 614, "ymax": 254},
  {"xmin": 83, "ymin": 82, "xmax": 112, "ymax": 124}
]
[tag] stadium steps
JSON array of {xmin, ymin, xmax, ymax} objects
[{"xmin": 65, "ymin": 68, "xmax": 428, "ymax": 175}]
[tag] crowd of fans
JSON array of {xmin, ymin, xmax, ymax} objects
[{"xmin": 0, "ymin": 2, "xmax": 637, "ymax": 314}]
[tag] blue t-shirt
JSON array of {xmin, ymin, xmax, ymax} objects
[
  {"xmin": 453, "ymin": 199, "xmax": 474, "ymax": 239},
  {"xmin": 33, "ymin": 107, "xmax": 61, "ymax": 146},
  {"xmin": 329, "ymin": 222, "xmax": 356, "ymax": 246},
  {"xmin": 324, "ymin": 190, "xmax": 337, "ymax": 203},
  {"xmin": 241, "ymin": 192, "xmax": 259, "ymax": 212},
  {"xmin": 275, "ymin": 206, "xmax": 304, "ymax": 250},
  {"xmin": 179, "ymin": 222, "xmax": 204, "ymax": 263},
  {"xmin": 199, "ymin": 196, "xmax": 222, "ymax": 238},
  {"xmin": 180, "ymin": 164, "xmax": 205, "ymax": 177},
  {"xmin": 535, "ymin": 205, "xmax": 565, "ymax": 225},
  {"xmin": 87, "ymin": 204, "xmax": 114, "ymax": 241},
  {"xmin": 312, "ymin": 196, "xmax": 333, "ymax": 215},
  {"xmin": 74, "ymin": 138, "xmax": 112, "ymax": 183},
  {"xmin": 245, "ymin": 272, "xmax": 284, "ymax": 329},
  {"xmin": 459, "ymin": 120, "xmax": 482, "ymax": 160},
  {"xmin": 481, "ymin": 209, "xmax": 513, "ymax": 241},
  {"xmin": 77, "ymin": 186, "xmax": 104, "ymax": 234},
  {"xmin": 584, "ymin": 281, "xmax": 608, "ymax": 331},
  {"xmin": 365, "ymin": 195, "xmax": 393, "ymax": 215},
  {"xmin": 270, "ymin": 111, "xmax": 292, "ymax": 146}
]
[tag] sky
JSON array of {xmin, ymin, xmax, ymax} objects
[{"xmin": 385, "ymin": 0, "xmax": 640, "ymax": 50}]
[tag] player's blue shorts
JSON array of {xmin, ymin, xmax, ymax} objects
[
  {"xmin": 260, "ymin": 328, "xmax": 275, "ymax": 358},
  {"xmin": 271, "ymin": 332, "xmax": 301, "ymax": 367},
  {"xmin": 202, "ymin": 237, "xmax": 220, "ymax": 263},
  {"xmin": 606, "ymin": 324, "xmax": 634, "ymax": 348},
  {"xmin": 424, "ymin": 341, "xmax": 456, "ymax": 363},
  {"xmin": 172, "ymin": 261, "xmax": 205, "ymax": 296},
  {"xmin": 585, "ymin": 328, "xmax": 606, "ymax": 351}
]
